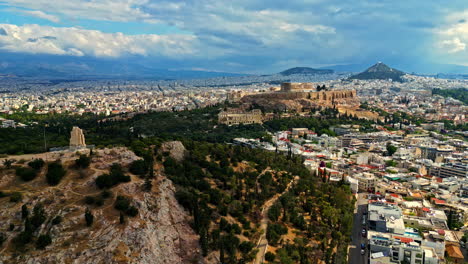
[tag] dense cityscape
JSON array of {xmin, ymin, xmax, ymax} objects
[{"xmin": 0, "ymin": 1, "xmax": 468, "ymax": 264}]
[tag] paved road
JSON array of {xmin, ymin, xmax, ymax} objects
[{"xmin": 348, "ymin": 193, "xmax": 369, "ymax": 264}]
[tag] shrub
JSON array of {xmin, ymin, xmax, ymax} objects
[
  {"xmin": 266, "ymin": 223, "xmax": 287, "ymax": 246},
  {"xmin": 46, "ymin": 162, "xmax": 66, "ymax": 185},
  {"xmin": 129, "ymin": 159, "xmax": 148, "ymax": 176},
  {"xmin": 0, "ymin": 232, "xmax": 5, "ymax": 246},
  {"xmin": 101, "ymin": 190, "xmax": 113, "ymax": 199},
  {"xmin": 95, "ymin": 197, "xmax": 104, "ymax": 206},
  {"xmin": 52, "ymin": 216, "xmax": 62, "ymax": 225},
  {"xmin": 13, "ymin": 230, "xmax": 33, "ymax": 247},
  {"xmin": 16, "ymin": 167, "xmax": 37, "ymax": 181},
  {"xmin": 265, "ymin": 252, "xmax": 275, "ymax": 262},
  {"xmin": 36, "ymin": 234, "xmax": 52, "ymax": 250},
  {"xmin": 28, "ymin": 159, "xmax": 45, "ymax": 170},
  {"xmin": 126, "ymin": 206, "xmax": 139, "ymax": 217},
  {"xmin": 10, "ymin": 192, "xmax": 22, "ymax": 203},
  {"xmin": 114, "ymin": 196, "xmax": 138, "ymax": 216},
  {"xmin": 114, "ymin": 196, "xmax": 130, "ymax": 211},
  {"xmin": 3, "ymin": 159, "xmax": 14, "ymax": 169},
  {"xmin": 239, "ymin": 241, "xmax": 254, "ymax": 255},
  {"xmin": 75, "ymin": 155, "xmax": 91, "ymax": 169},
  {"xmin": 84, "ymin": 196, "xmax": 95, "ymax": 205},
  {"xmin": 95, "ymin": 164, "xmax": 130, "ymax": 189},
  {"xmin": 95, "ymin": 174, "xmax": 113, "ymax": 189},
  {"xmin": 30, "ymin": 204, "xmax": 47, "ymax": 230}
]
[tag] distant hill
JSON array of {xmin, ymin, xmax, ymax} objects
[
  {"xmin": 348, "ymin": 62, "xmax": 406, "ymax": 82},
  {"xmin": 280, "ymin": 67, "xmax": 334, "ymax": 75},
  {"xmin": 0, "ymin": 52, "xmax": 244, "ymax": 80}
]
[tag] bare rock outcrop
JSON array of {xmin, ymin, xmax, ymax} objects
[
  {"xmin": 0, "ymin": 147, "xmax": 202, "ymax": 264},
  {"xmin": 159, "ymin": 141, "xmax": 187, "ymax": 162}
]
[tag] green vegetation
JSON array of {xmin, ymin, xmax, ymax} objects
[
  {"xmin": 21, "ymin": 204, "xmax": 29, "ymax": 219},
  {"xmin": 0, "ymin": 105, "xmax": 362, "ymax": 260},
  {"xmin": 114, "ymin": 195, "xmax": 139, "ymax": 217},
  {"xmin": 46, "ymin": 162, "xmax": 66, "ymax": 185},
  {"xmin": 0, "ymin": 232, "xmax": 5, "ymax": 247},
  {"xmin": 36, "ymin": 234, "xmax": 52, "ymax": 250},
  {"xmin": 95, "ymin": 163, "xmax": 130, "ymax": 189},
  {"xmin": 9, "ymin": 192, "xmax": 22, "ymax": 203},
  {"xmin": 16, "ymin": 167, "xmax": 38, "ymax": 181},
  {"xmin": 265, "ymin": 252, "xmax": 275, "ymax": 262},
  {"xmin": 161, "ymin": 141, "xmax": 354, "ymax": 263},
  {"xmin": 264, "ymin": 108, "xmax": 376, "ymax": 135},
  {"xmin": 432, "ymin": 88, "xmax": 467, "ymax": 105},
  {"xmin": 3, "ymin": 159, "xmax": 14, "ymax": 169},
  {"xmin": 0, "ymin": 104, "xmax": 380, "ymax": 155},
  {"xmin": 75, "ymin": 154, "xmax": 91, "ymax": 169},
  {"xmin": 85, "ymin": 208, "xmax": 94, "ymax": 227},
  {"xmin": 28, "ymin": 158, "xmax": 45, "ymax": 170},
  {"xmin": 52, "ymin": 215, "xmax": 62, "ymax": 225},
  {"xmin": 13, "ymin": 203, "xmax": 47, "ymax": 249},
  {"xmin": 386, "ymin": 144, "xmax": 398, "ymax": 156},
  {"xmin": 129, "ymin": 159, "xmax": 148, "ymax": 177},
  {"xmin": 386, "ymin": 160, "xmax": 398, "ymax": 167}
]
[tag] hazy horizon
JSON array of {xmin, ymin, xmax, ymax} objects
[{"xmin": 0, "ymin": 1, "xmax": 468, "ymax": 74}]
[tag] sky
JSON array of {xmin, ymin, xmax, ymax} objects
[{"xmin": 0, "ymin": 0, "xmax": 468, "ymax": 74}]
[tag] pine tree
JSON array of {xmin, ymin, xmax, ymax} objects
[
  {"xmin": 144, "ymin": 176, "xmax": 152, "ymax": 192},
  {"xmin": 119, "ymin": 212, "xmax": 125, "ymax": 224},
  {"xmin": 85, "ymin": 208, "xmax": 94, "ymax": 227},
  {"xmin": 21, "ymin": 204, "xmax": 29, "ymax": 219}
]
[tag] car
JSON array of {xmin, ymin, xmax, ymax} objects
[
  {"xmin": 361, "ymin": 249, "xmax": 365, "ymax": 255},
  {"xmin": 361, "ymin": 243, "xmax": 366, "ymax": 249},
  {"xmin": 361, "ymin": 229, "xmax": 366, "ymax": 237}
]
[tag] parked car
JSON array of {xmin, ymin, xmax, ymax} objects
[
  {"xmin": 361, "ymin": 229, "xmax": 366, "ymax": 237},
  {"xmin": 361, "ymin": 249, "xmax": 365, "ymax": 255},
  {"xmin": 361, "ymin": 243, "xmax": 366, "ymax": 249}
]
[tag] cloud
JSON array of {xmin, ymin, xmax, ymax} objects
[
  {"xmin": 0, "ymin": 24, "xmax": 198, "ymax": 57},
  {"xmin": 1, "ymin": 0, "xmax": 153, "ymax": 22},
  {"xmin": 14, "ymin": 9, "xmax": 61, "ymax": 23},
  {"xmin": 1, "ymin": 0, "xmax": 468, "ymax": 72},
  {"xmin": 440, "ymin": 38, "xmax": 466, "ymax": 53},
  {"xmin": 433, "ymin": 9, "xmax": 468, "ymax": 63}
]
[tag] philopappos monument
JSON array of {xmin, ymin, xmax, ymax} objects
[{"xmin": 70, "ymin": 126, "xmax": 86, "ymax": 148}]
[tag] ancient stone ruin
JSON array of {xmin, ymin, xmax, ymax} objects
[{"xmin": 69, "ymin": 126, "xmax": 86, "ymax": 147}]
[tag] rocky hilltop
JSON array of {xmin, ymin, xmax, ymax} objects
[
  {"xmin": 349, "ymin": 62, "xmax": 405, "ymax": 82},
  {"xmin": 241, "ymin": 90, "xmax": 359, "ymax": 112},
  {"xmin": 0, "ymin": 145, "xmax": 201, "ymax": 264}
]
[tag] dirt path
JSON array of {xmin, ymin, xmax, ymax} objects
[{"xmin": 252, "ymin": 176, "xmax": 297, "ymax": 264}]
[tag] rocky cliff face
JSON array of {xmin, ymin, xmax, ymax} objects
[{"xmin": 0, "ymin": 147, "xmax": 202, "ymax": 264}]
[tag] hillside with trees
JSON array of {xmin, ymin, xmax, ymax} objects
[
  {"xmin": 432, "ymin": 88, "xmax": 468, "ymax": 105},
  {"xmin": 161, "ymin": 141, "xmax": 355, "ymax": 263}
]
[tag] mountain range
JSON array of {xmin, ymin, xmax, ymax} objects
[
  {"xmin": 2, "ymin": 51, "xmax": 468, "ymax": 80},
  {"xmin": 0, "ymin": 53, "xmax": 243, "ymax": 80},
  {"xmin": 280, "ymin": 67, "xmax": 334, "ymax": 75}
]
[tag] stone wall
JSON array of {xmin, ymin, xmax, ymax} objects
[
  {"xmin": 280, "ymin": 82, "xmax": 314, "ymax": 92},
  {"xmin": 218, "ymin": 109, "xmax": 263, "ymax": 125},
  {"xmin": 242, "ymin": 90, "xmax": 357, "ymax": 101}
]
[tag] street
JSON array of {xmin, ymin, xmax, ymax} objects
[{"xmin": 348, "ymin": 193, "xmax": 368, "ymax": 264}]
